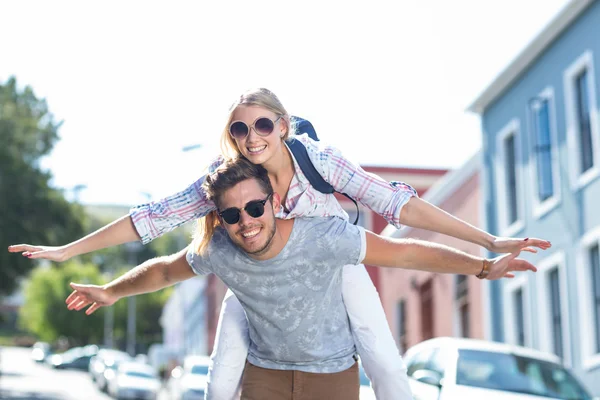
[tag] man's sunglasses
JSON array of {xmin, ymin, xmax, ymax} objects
[
  {"xmin": 218, "ymin": 193, "xmax": 273, "ymax": 225},
  {"xmin": 229, "ymin": 116, "xmax": 283, "ymax": 140}
]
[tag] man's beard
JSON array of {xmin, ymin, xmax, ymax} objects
[{"xmin": 241, "ymin": 220, "xmax": 277, "ymax": 257}]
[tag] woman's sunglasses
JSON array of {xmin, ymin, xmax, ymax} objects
[
  {"xmin": 229, "ymin": 116, "xmax": 282, "ymax": 140},
  {"xmin": 218, "ymin": 193, "xmax": 273, "ymax": 225}
]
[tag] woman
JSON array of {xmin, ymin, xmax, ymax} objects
[{"xmin": 9, "ymin": 88, "xmax": 550, "ymax": 399}]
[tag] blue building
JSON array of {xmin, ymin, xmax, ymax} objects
[{"xmin": 468, "ymin": 0, "xmax": 600, "ymax": 391}]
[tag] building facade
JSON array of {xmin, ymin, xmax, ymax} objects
[
  {"xmin": 468, "ymin": 0, "xmax": 600, "ymax": 390},
  {"xmin": 380, "ymin": 152, "xmax": 485, "ymax": 354}
]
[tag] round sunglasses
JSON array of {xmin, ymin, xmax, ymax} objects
[
  {"xmin": 229, "ymin": 116, "xmax": 282, "ymax": 140},
  {"xmin": 218, "ymin": 193, "xmax": 273, "ymax": 225}
]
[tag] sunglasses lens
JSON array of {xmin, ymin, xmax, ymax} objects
[
  {"xmin": 245, "ymin": 201, "xmax": 265, "ymax": 218},
  {"xmin": 220, "ymin": 209, "xmax": 241, "ymax": 224},
  {"xmin": 230, "ymin": 121, "xmax": 249, "ymax": 139},
  {"xmin": 254, "ymin": 118, "xmax": 275, "ymax": 135}
]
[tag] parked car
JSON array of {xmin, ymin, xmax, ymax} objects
[
  {"xmin": 89, "ymin": 348, "xmax": 133, "ymax": 392},
  {"xmin": 403, "ymin": 337, "xmax": 597, "ymax": 400},
  {"xmin": 166, "ymin": 355, "xmax": 211, "ymax": 400},
  {"xmin": 47, "ymin": 346, "xmax": 96, "ymax": 370},
  {"xmin": 108, "ymin": 361, "xmax": 161, "ymax": 400},
  {"xmin": 31, "ymin": 341, "xmax": 52, "ymax": 363}
]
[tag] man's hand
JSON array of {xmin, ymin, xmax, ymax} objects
[
  {"xmin": 8, "ymin": 244, "xmax": 70, "ymax": 262},
  {"xmin": 487, "ymin": 237, "xmax": 551, "ymax": 255},
  {"xmin": 65, "ymin": 283, "xmax": 118, "ymax": 315},
  {"xmin": 486, "ymin": 251, "xmax": 537, "ymax": 280}
]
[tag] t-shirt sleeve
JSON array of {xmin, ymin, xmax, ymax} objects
[
  {"xmin": 185, "ymin": 244, "xmax": 213, "ymax": 276},
  {"xmin": 321, "ymin": 217, "xmax": 366, "ymax": 266}
]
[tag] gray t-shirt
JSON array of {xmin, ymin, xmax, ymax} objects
[{"xmin": 186, "ymin": 216, "xmax": 366, "ymax": 373}]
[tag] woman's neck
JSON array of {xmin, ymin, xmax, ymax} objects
[{"xmin": 262, "ymin": 143, "xmax": 293, "ymax": 183}]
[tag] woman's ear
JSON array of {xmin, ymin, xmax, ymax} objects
[{"xmin": 280, "ymin": 118, "xmax": 289, "ymax": 138}]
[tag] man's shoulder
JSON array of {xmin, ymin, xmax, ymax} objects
[{"xmin": 293, "ymin": 216, "xmax": 361, "ymax": 238}]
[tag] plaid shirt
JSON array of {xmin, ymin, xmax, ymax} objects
[{"xmin": 130, "ymin": 134, "xmax": 418, "ymax": 244}]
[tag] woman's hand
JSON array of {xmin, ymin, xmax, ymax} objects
[
  {"xmin": 486, "ymin": 251, "xmax": 538, "ymax": 280},
  {"xmin": 486, "ymin": 237, "xmax": 551, "ymax": 255},
  {"xmin": 8, "ymin": 244, "xmax": 71, "ymax": 262}
]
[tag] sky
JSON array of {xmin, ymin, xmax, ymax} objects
[{"xmin": 1, "ymin": 0, "xmax": 571, "ymax": 206}]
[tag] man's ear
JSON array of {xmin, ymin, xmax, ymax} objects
[
  {"xmin": 271, "ymin": 192, "xmax": 282, "ymax": 211},
  {"xmin": 213, "ymin": 210, "xmax": 223, "ymax": 226}
]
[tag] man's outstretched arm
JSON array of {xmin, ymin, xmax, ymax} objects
[
  {"xmin": 362, "ymin": 232, "xmax": 537, "ymax": 280},
  {"xmin": 66, "ymin": 246, "xmax": 195, "ymax": 315}
]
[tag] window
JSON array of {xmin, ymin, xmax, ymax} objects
[
  {"xmin": 549, "ymin": 269, "xmax": 563, "ymax": 359},
  {"xmin": 576, "ymin": 70, "xmax": 594, "ymax": 173},
  {"xmin": 533, "ymin": 99, "xmax": 554, "ymax": 200},
  {"xmin": 514, "ymin": 288, "xmax": 526, "ymax": 347},
  {"xmin": 590, "ymin": 244, "xmax": 600, "ymax": 353},
  {"xmin": 420, "ymin": 279, "xmax": 434, "ymax": 340},
  {"xmin": 578, "ymin": 228, "xmax": 600, "ymax": 370},
  {"xmin": 455, "ymin": 275, "xmax": 470, "ymax": 338},
  {"xmin": 536, "ymin": 252, "xmax": 570, "ymax": 366},
  {"xmin": 529, "ymin": 87, "xmax": 560, "ymax": 218},
  {"xmin": 564, "ymin": 50, "xmax": 600, "ymax": 189},
  {"xmin": 503, "ymin": 275, "xmax": 530, "ymax": 347},
  {"xmin": 495, "ymin": 119, "xmax": 524, "ymax": 236},
  {"xmin": 397, "ymin": 299, "xmax": 408, "ymax": 354},
  {"xmin": 504, "ymin": 135, "xmax": 519, "ymax": 224}
]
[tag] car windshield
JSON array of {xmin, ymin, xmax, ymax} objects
[
  {"xmin": 191, "ymin": 365, "xmax": 209, "ymax": 375},
  {"xmin": 455, "ymin": 349, "xmax": 592, "ymax": 399}
]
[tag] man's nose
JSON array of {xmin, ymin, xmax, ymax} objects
[{"xmin": 238, "ymin": 209, "xmax": 254, "ymax": 226}]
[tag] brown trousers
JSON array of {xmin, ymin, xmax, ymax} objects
[{"xmin": 240, "ymin": 361, "xmax": 359, "ymax": 400}]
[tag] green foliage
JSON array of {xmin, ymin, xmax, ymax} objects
[
  {"xmin": 110, "ymin": 266, "xmax": 173, "ymax": 347},
  {"xmin": 18, "ymin": 261, "xmax": 105, "ymax": 344},
  {"xmin": 18, "ymin": 260, "xmax": 174, "ymax": 347},
  {"xmin": 0, "ymin": 76, "xmax": 85, "ymax": 295}
]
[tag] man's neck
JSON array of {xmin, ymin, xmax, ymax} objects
[{"xmin": 248, "ymin": 219, "xmax": 295, "ymax": 261}]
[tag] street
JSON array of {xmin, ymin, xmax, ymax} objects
[
  {"xmin": 0, "ymin": 345, "xmax": 112, "ymax": 399},
  {"xmin": 0, "ymin": 346, "xmax": 174, "ymax": 400}
]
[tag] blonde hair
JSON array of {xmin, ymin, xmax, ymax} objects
[
  {"xmin": 193, "ymin": 157, "xmax": 274, "ymax": 255},
  {"xmin": 220, "ymin": 88, "xmax": 295, "ymax": 159},
  {"xmin": 195, "ymin": 88, "xmax": 294, "ymax": 254}
]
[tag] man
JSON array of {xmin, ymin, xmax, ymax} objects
[{"xmin": 66, "ymin": 157, "xmax": 537, "ymax": 400}]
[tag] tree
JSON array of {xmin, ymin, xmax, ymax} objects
[
  {"xmin": 0, "ymin": 76, "xmax": 85, "ymax": 295},
  {"xmin": 18, "ymin": 261, "xmax": 106, "ymax": 344},
  {"xmin": 18, "ymin": 260, "xmax": 174, "ymax": 347}
]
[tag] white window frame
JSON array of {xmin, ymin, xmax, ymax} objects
[
  {"xmin": 503, "ymin": 274, "xmax": 532, "ymax": 348},
  {"xmin": 535, "ymin": 251, "xmax": 571, "ymax": 367},
  {"xmin": 577, "ymin": 226, "xmax": 600, "ymax": 371},
  {"xmin": 563, "ymin": 50, "xmax": 600, "ymax": 190},
  {"xmin": 494, "ymin": 119, "xmax": 525, "ymax": 236},
  {"xmin": 527, "ymin": 87, "xmax": 561, "ymax": 219}
]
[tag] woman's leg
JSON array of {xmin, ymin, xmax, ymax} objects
[
  {"xmin": 341, "ymin": 264, "xmax": 413, "ymax": 400},
  {"xmin": 205, "ymin": 289, "xmax": 250, "ymax": 400}
]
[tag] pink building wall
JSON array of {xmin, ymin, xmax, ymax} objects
[{"xmin": 379, "ymin": 171, "xmax": 485, "ymax": 353}]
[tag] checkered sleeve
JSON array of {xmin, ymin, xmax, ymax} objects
[
  {"xmin": 128, "ymin": 156, "xmax": 224, "ymax": 244},
  {"xmin": 297, "ymin": 134, "xmax": 418, "ymax": 229}
]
